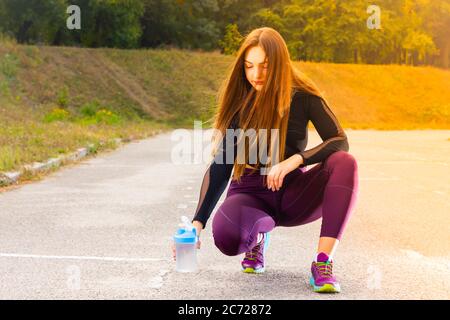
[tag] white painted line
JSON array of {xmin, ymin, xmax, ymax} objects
[
  {"xmin": 183, "ymin": 194, "xmax": 193, "ymax": 198},
  {"xmin": 177, "ymin": 204, "xmax": 188, "ymax": 209},
  {"xmin": 0, "ymin": 253, "xmax": 169, "ymax": 262},
  {"xmin": 185, "ymin": 186, "xmax": 193, "ymax": 190}
]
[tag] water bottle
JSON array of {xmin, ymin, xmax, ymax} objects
[{"xmin": 173, "ymin": 216, "xmax": 198, "ymax": 272}]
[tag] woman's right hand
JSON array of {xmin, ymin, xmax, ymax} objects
[{"xmin": 171, "ymin": 220, "xmax": 203, "ymax": 261}]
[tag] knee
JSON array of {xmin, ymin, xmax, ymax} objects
[
  {"xmin": 213, "ymin": 230, "xmax": 242, "ymax": 256},
  {"xmin": 325, "ymin": 151, "xmax": 358, "ymax": 172},
  {"xmin": 212, "ymin": 211, "xmax": 243, "ymax": 256}
]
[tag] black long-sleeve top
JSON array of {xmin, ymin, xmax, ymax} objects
[{"xmin": 192, "ymin": 90, "xmax": 349, "ymax": 229}]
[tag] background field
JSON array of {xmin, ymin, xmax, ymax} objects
[{"xmin": 1, "ymin": 38, "xmax": 449, "ymax": 173}]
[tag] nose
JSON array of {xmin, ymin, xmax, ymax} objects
[{"xmin": 254, "ymin": 66, "xmax": 263, "ymax": 80}]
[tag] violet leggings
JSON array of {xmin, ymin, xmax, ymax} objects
[{"xmin": 212, "ymin": 151, "xmax": 359, "ymax": 256}]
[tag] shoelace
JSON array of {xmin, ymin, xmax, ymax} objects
[
  {"xmin": 244, "ymin": 239, "xmax": 264, "ymax": 262},
  {"xmin": 315, "ymin": 261, "xmax": 333, "ymax": 278}
]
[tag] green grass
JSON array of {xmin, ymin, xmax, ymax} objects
[{"xmin": 0, "ymin": 104, "xmax": 167, "ymax": 172}]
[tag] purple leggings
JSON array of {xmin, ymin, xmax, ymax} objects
[{"xmin": 212, "ymin": 151, "xmax": 359, "ymax": 256}]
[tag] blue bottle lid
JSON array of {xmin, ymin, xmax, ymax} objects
[{"xmin": 173, "ymin": 227, "xmax": 197, "ymax": 244}]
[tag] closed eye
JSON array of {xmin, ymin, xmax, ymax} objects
[
  {"xmin": 244, "ymin": 59, "xmax": 268, "ymax": 69},
  {"xmin": 245, "ymin": 64, "xmax": 268, "ymax": 69}
]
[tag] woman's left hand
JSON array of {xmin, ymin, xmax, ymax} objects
[{"xmin": 266, "ymin": 154, "xmax": 303, "ymax": 191}]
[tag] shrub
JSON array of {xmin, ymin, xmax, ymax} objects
[
  {"xmin": 57, "ymin": 87, "xmax": 69, "ymax": 108},
  {"xmin": 80, "ymin": 100, "xmax": 100, "ymax": 117},
  {"xmin": 0, "ymin": 52, "xmax": 19, "ymax": 80},
  {"xmin": 43, "ymin": 107, "xmax": 70, "ymax": 123},
  {"xmin": 95, "ymin": 108, "xmax": 121, "ymax": 125}
]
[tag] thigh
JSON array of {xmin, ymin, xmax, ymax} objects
[
  {"xmin": 212, "ymin": 193, "xmax": 276, "ymax": 248},
  {"xmin": 277, "ymin": 163, "xmax": 330, "ymax": 227}
]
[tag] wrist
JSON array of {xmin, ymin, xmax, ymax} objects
[
  {"xmin": 192, "ymin": 220, "xmax": 204, "ymax": 234},
  {"xmin": 291, "ymin": 154, "xmax": 304, "ymax": 167}
]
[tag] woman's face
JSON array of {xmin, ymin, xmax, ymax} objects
[{"xmin": 244, "ymin": 46, "xmax": 268, "ymax": 91}]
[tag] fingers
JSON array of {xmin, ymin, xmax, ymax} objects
[
  {"xmin": 276, "ymin": 174, "xmax": 284, "ymax": 190},
  {"xmin": 273, "ymin": 171, "xmax": 281, "ymax": 191},
  {"xmin": 267, "ymin": 170, "xmax": 274, "ymax": 191},
  {"xmin": 267, "ymin": 170, "xmax": 285, "ymax": 191},
  {"xmin": 267, "ymin": 173, "xmax": 275, "ymax": 191},
  {"xmin": 171, "ymin": 243, "xmax": 176, "ymax": 261}
]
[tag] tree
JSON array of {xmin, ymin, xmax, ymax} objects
[
  {"xmin": 246, "ymin": 8, "xmax": 285, "ymax": 34},
  {"xmin": 140, "ymin": 0, "xmax": 179, "ymax": 48},
  {"xmin": 78, "ymin": 0, "xmax": 145, "ymax": 48},
  {"xmin": 282, "ymin": 4, "xmax": 307, "ymax": 60},
  {"xmin": 403, "ymin": 30, "xmax": 437, "ymax": 65},
  {"xmin": 420, "ymin": 0, "xmax": 450, "ymax": 68},
  {"xmin": 0, "ymin": 0, "xmax": 67, "ymax": 44},
  {"xmin": 167, "ymin": 0, "xmax": 221, "ymax": 50},
  {"xmin": 218, "ymin": 23, "xmax": 243, "ymax": 55}
]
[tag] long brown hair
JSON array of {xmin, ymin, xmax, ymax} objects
[{"xmin": 209, "ymin": 27, "xmax": 324, "ymax": 184}]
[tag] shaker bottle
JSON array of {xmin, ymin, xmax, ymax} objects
[{"xmin": 173, "ymin": 216, "xmax": 198, "ymax": 272}]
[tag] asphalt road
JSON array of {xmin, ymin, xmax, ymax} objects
[{"xmin": 0, "ymin": 129, "xmax": 449, "ymax": 299}]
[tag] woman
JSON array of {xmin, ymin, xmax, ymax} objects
[{"xmin": 173, "ymin": 27, "xmax": 359, "ymax": 294}]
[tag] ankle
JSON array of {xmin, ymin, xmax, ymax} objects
[{"xmin": 314, "ymin": 252, "xmax": 333, "ymax": 262}]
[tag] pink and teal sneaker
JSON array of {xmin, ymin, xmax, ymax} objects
[
  {"xmin": 310, "ymin": 252, "xmax": 341, "ymax": 293},
  {"xmin": 241, "ymin": 232, "xmax": 270, "ymax": 273}
]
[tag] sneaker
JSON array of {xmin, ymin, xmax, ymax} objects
[
  {"xmin": 309, "ymin": 252, "xmax": 341, "ymax": 293},
  {"xmin": 241, "ymin": 232, "xmax": 270, "ymax": 273}
]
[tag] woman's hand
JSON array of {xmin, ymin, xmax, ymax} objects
[
  {"xmin": 266, "ymin": 154, "xmax": 303, "ymax": 191},
  {"xmin": 172, "ymin": 220, "xmax": 203, "ymax": 261}
]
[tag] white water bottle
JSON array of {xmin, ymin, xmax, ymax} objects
[{"xmin": 173, "ymin": 216, "xmax": 198, "ymax": 272}]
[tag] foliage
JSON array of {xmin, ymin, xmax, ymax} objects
[{"xmin": 0, "ymin": 0, "xmax": 448, "ymax": 67}]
